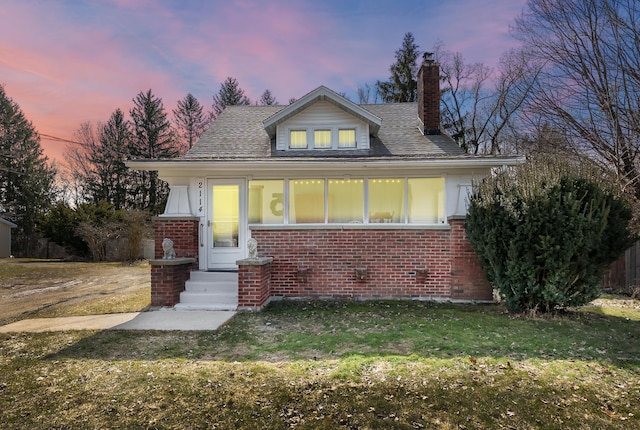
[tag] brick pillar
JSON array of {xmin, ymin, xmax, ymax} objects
[
  {"xmin": 150, "ymin": 216, "xmax": 199, "ymax": 307},
  {"xmin": 237, "ymin": 257, "xmax": 273, "ymax": 309},
  {"xmin": 449, "ymin": 216, "xmax": 493, "ymax": 301},
  {"xmin": 152, "ymin": 216, "xmax": 199, "ymax": 260},
  {"xmin": 150, "ymin": 258, "xmax": 196, "ymax": 307}
]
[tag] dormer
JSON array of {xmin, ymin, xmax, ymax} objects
[{"xmin": 263, "ymin": 86, "xmax": 382, "ymax": 151}]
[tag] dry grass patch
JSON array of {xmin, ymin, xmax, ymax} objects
[{"xmin": 1, "ymin": 299, "xmax": 639, "ymax": 429}]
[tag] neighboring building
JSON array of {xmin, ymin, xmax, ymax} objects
[
  {"xmin": 128, "ymin": 59, "xmax": 522, "ymax": 310},
  {"xmin": 0, "ymin": 218, "xmax": 17, "ymax": 258}
]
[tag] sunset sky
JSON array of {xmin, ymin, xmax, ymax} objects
[{"xmin": 1, "ymin": 0, "xmax": 528, "ymax": 166}]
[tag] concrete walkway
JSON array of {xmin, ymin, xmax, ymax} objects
[{"xmin": 0, "ymin": 309, "xmax": 237, "ymax": 332}]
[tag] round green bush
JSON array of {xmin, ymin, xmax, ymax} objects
[{"xmin": 466, "ymin": 160, "xmax": 636, "ymax": 313}]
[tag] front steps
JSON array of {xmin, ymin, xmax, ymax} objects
[{"xmin": 174, "ymin": 271, "xmax": 238, "ymax": 311}]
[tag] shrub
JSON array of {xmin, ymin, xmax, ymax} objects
[{"xmin": 466, "ymin": 159, "xmax": 636, "ymax": 313}]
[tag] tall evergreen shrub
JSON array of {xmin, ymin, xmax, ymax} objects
[{"xmin": 466, "ymin": 159, "xmax": 636, "ymax": 312}]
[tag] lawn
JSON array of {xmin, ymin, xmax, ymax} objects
[{"xmin": 1, "ymin": 295, "xmax": 639, "ymax": 429}]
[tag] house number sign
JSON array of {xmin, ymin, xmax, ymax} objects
[{"xmin": 196, "ymin": 179, "xmax": 204, "ymax": 215}]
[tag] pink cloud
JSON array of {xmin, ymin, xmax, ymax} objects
[{"xmin": 0, "ymin": 0, "xmax": 527, "ymax": 167}]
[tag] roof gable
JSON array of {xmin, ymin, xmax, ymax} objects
[{"xmin": 263, "ymin": 86, "xmax": 382, "ymax": 139}]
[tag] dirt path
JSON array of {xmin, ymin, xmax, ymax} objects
[{"xmin": 0, "ymin": 259, "xmax": 150, "ymax": 325}]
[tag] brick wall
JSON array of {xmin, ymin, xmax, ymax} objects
[
  {"xmin": 250, "ymin": 220, "xmax": 491, "ymax": 302},
  {"xmin": 152, "ymin": 217, "xmax": 199, "ymax": 260},
  {"xmin": 150, "ymin": 262, "xmax": 191, "ymax": 307},
  {"xmin": 449, "ymin": 218, "xmax": 492, "ymax": 300}
]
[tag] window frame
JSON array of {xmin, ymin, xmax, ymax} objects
[
  {"xmin": 338, "ymin": 128, "xmax": 357, "ymax": 148},
  {"xmin": 248, "ymin": 176, "xmax": 447, "ymax": 227},
  {"xmin": 289, "ymin": 129, "xmax": 308, "ymax": 149},
  {"xmin": 286, "ymin": 126, "xmax": 359, "ymax": 150}
]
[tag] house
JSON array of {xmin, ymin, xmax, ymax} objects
[
  {"xmin": 0, "ymin": 218, "xmax": 17, "ymax": 258},
  {"xmin": 128, "ymin": 59, "xmax": 522, "ymax": 310}
]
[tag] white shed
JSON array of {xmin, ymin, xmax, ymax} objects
[{"xmin": 0, "ymin": 218, "xmax": 17, "ymax": 258}]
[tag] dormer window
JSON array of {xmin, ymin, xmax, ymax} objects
[
  {"xmin": 264, "ymin": 86, "xmax": 381, "ymax": 152},
  {"xmin": 289, "ymin": 130, "xmax": 307, "ymax": 149},
  {"xmin": 338, "ymin": 129, "xmax": 356, "ymax": 148},
  {"xmin": 314, "ymin": 130, "xmax": 332, "ymax": 149}
]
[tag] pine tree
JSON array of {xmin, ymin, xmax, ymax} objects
[
  {"xmin": 129, "ymin": 89, "xmax": 177, "ymax": 213},
  {"xmin": 172, "ymin": 93, "xmax": 209, "ymax": 153},
  {"xmin": 212, "ymin": 77, "xmax": 250, "ymax": 118},
  {"xmin": 0, "ymin": 84, "xmax": 56, "ymax": 255},
  {"xmin": 259, "ymin": 89, "xmax": 277, "ymax": 105},
  {"xmin": 95, "ymin": 109, "xmax": 131, "ymax": 209},
  {"xmin": 376, "ymin": 32, "xmax": 421, "ymax": 102}
]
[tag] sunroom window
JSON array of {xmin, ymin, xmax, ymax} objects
[
  {"xmin": 368, "ymin": 178, "xmax": 405, "ymax": 223},
  {"xmin": 289, "ymin": 179, "xmax": 325, "ymax": 223},
  {"xmin": 328, "ymin": 179, "xmax": 364, "ymax": 223},
  {"xmin": 248, "ymin": 180, "xmax": 284, "ymax": 224},
  {"xmin": 249, "ymin": 177, "xmax": 446, "ymax": 225}
]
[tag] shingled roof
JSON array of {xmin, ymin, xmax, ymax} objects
[{"xmin": 181, "ymin": 102, "xmax": 465, "ymax": 161}]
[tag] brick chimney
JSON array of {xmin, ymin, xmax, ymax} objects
[{"xmin": 417, "ymin": 54, "xmax": 441, "ymax": 135}]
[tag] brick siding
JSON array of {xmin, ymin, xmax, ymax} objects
[{"xmin": 249, "ymin": 218, "xmax": 491, "ymax": 302}]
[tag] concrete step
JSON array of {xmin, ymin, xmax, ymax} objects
[
  {"xmin": 174, "ymin": 303, "xmax": 238, "ymax": 311},
  {"xmin": 184, "ymin": 280, "xmax": 237, "ymax": 293},
  {"xmin": 189, "ymin": 271, "xmax": 238, "ymax": 283},
  {"xmin": 177, "ymin": 271, "xmax": 239, "ymax": 311}
]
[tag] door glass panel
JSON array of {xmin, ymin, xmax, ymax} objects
[{"xmin": 212, "ymin": 185, "xmax": 239, "ymax": 248}]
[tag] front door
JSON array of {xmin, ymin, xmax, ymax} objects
[{"xmin": 207, "ymin": 179, "xmax": 245, "ymax": 270}]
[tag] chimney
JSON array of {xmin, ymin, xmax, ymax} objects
[{"xmin": 417, "ymin": 53, "xmax": 441, "ymax": 135}]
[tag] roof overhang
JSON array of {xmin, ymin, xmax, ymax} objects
[
  {"xmin": 0, "ymin": 218, "xmax": 17, "ymax": 228},
  {"xmin": 127, "ymin": 155, "xmax": 525, "ymax": 176},
  {"xmin": 262, "ymin": 86, "xmax": 382, "ymax": 138}
]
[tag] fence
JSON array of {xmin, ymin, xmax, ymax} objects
[{"xmin": 604, "ymin": 242, "xmax": 640, "ymax": 295}]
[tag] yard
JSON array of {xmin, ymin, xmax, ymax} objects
[{"xmin": 1, "ymin": 259, "xmax": 639, "ymax": 429}]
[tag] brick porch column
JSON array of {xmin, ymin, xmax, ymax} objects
[
  {"xmin": 151, "ymin": 216, "xmax": 200, "ymax": 307},
  {"xmin": 149, "ymin": 258, "xmax": 196, "ymax": 307},
  {"xmin": 237, "ymin": 257, "xmax": 273, "ymax": 309}
]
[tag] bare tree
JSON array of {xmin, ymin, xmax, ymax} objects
[
  {"xmin": 514, "ymin": 0, "xmax": 640, "ymax": 197},
  {"xmin": 436, "ymin": 43, "xmax": 539, "ymax": 155}
]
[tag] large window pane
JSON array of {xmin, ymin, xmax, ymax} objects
[
  {"xmin": 248, "ymin": 180, "xmax": 284, "ymax": 224},
  {"xmin": 314, "ymin": 130, "xmax": 332, "ymax": 148},
  {"xmin": 338, "ymin": 129, "xmax": 356, "ymax": 148},
  {"xmin": 408, "ymin": 178, "xmax": 445, "ymax": 224},
  {"xmin": 328, "ymin": 179, "xmax": 364, "ymax": 223},
  {"xmin": 290, "ymin": 130, "xmax": 307, "ymax": 148},
  {"xmin": 289, "ymin": 179, "xmax": 325, "ymax": 223},
  {"xmin": 368, "ymin": 178, "xmax": 404, "ymax": 223},
  {"xmin": 212, "ymin": 185, "xmax": 239, "ymax": 247}
]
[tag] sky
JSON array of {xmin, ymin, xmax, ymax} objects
[{"xmin": 0, "ymin": 0, "xmax": 528, "ymax": 166}]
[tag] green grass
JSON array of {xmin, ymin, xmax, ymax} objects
[{"xmin": 1, "ymin": 299, "xmax": 639, "ymax": 429}]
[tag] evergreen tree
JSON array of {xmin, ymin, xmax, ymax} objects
[
  {"xmin": 212, "ymin": 77, "xmax": 250, "ymax": 118},
  {"xmin": 173, "ymin": 93, "xmax": 209, "ymax": 152},
  {"xmin": 96, "ymin": 109, "xmax": 132, "ymax": 209},
  {"xmin": 259, "ymin": 89, "xmax": 277, "ymax": 105},
  {"xmin": 0, "ymin": 84, "xmax": 56, "ymax": 255},
  {"xmin": 129, "ymin": 89, "xmax": 177, "ymax": 214},
  {"xmin": 376, "ymin": 32, "xmax": 421, "ymax": 103}
]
